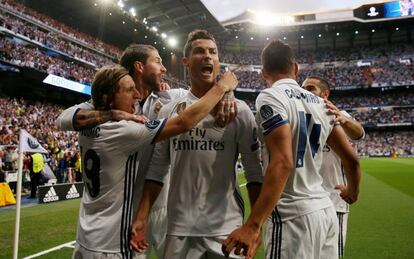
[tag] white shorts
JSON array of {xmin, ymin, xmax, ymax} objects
[
  {"xmin": 134, "ymin": 207, "xmax": 167, "ymax": 259},
  {"xmin": 72, "ymin": 243, "xmax": 122, "ymax": 259},
  {"xmin": 337, "ymin": 212, "xmax": 349, "ymax": 258},
  {"xmin": 164, "ymin": 235, "xmax": 244, "ymax": 259},
  {"xmin": 264, "ymin": 206, "xmax": 338, "ymax": 259}
]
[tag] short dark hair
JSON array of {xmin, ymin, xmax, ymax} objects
[
  {"xmin": 92, "ymin": 65, "xmax": 129, "ymax": 110},
  {"xmin": 306, "ymin": 76, "xmax": 330, "ymax": 92},
  {"xmin": 261, "ymin": 39, "xmax": 295, "ymax": 74},
  {"xmin": 183, "ymin": 29, "xmax": 216, "ymax": 57},
  {"xmin": 119, "ymin": 44, "xmax": 156, "ymax": 75}
]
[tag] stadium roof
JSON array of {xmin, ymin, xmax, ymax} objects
[
  {"xmin": 201, "ymin": 0, "xmax": 387, "ymax": 23},
  {"xmin": 16, "ymin": 0, "xmax": 412, "ymax": 51},
  {"xmin": 17, "ymin": 0, "xmax": 225, "ymax": 51}
]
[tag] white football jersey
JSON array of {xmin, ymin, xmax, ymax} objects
[
  {"xmin": 320, "ymin": 110, "xmax": 363, "ymax": 213},
  {"xmin": 256, "ymin": 78, "xmax": 334, "ymax": 222},
  {"xmin": 77, "ymin": 119, "xmax": 166, "ymax": 255},
  {"xmin": 56, "ymin": 101, "xmax": 94, "ymax": 131},
  {"xmin": 146, "ymin": 92, "xmax": 263, "ymax": 236},
  {"xmin": 137, "ymin": 88, "xmax": 187, "ymax": 210},
  {"xmin": 55, "ymin": 89, "xmax": 188, "ymax": 211}
]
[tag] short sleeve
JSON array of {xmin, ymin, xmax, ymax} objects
[
  {"xmin": 255, "ymin": 91, "xmax": 289, "ymax": 136},
  {"xmin": 116, "ymin": 118, "xmax": 167, "ymax": 154},
  {"xmin": 56, "ymin": 101, "xmax": 94, "ymax": 131},
  {"xmin": 235, "ymin": 102, "xmax": 263, "ymax": 184}
]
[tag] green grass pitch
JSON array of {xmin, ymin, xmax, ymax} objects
[{"xmin": 1, "ymin": 158, "xmax": 413, "ymax": 258}]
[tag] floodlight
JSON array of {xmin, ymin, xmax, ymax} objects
[
  {"xmin": 251, "ymin": 10, "xmax": 294, "ymax": 26},
  {"xmin": 168, "ymin": 37, "xmax": 177, "ymax": 47}
]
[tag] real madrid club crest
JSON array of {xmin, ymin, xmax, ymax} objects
[
  {"xmin": 27, "ymin": 137, "xmax": 40, "ymax": 149},
  {"xmin": 176, "ymin": 102, "xmax": 187, "ymax": 114},
  {"xmin": 260, "ymin": 105, "xmax": 273, "ymax": 120},
  {"xmin": 153, "ymin": 101, "xmax": 162, "ymax": 115}
]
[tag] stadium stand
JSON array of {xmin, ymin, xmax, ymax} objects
[{"xmin": 0, "ymin": 1, "xmax": 188, "ymax": 89}]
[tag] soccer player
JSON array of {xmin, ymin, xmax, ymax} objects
[
  {"xmin": 73, "ymin": 65, "xmax": 237, "ymax": 259},
  {"xmin": 57, "ymin": 44, "xmax": 237, "ymax": 258},
  {"xmin": 130, "ymin": 29, "xmax": 263, "ymax": 259},
  {"xmin": 302, "ymin": 76, "xmax": 365, "ymax": 257},
  {"xmin": 222, "ymin": 40, "xmax": 361, "ymax": 259}
]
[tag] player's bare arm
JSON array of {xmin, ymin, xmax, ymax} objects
[
  {"xmin": 154, "ymin": 70, "xmax": 238, "ymax": 142},
  {"xmin": 130, "ymin": 180, "xmax": 162, "ymax": 253},
  {"xmin": 327, "ymin": 126, "xmax": 361, "ymax": 204},
  {"xmin": 222, "ymin": 124, "xmax": 293, "ymax": 258},
  {"xmin": 215, "ymin": 91, "xmax": 238, "ymax": 127},
  {"xmin": 72, "ymin": 109, "xmax": 147, "ymax": 130},
  {"xmin": 324, "ymin": 99, "xmax": 365, "ymax": 140}
]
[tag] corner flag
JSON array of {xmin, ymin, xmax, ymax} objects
[
  {"xmin": 13, "ymin": 129, "xmax": 48, "ymax": 259},
  {"xmin": 18, "ymin": 129, "xmax": 48, "ymax": 154}
]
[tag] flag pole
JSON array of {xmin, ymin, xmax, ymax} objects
[{"xmin": 13, "ymin": 148, "xmax": 24, "ymax": 259}]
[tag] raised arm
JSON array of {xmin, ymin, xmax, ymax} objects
[
  {"xmin": 326, "ymin": 125, "xmax": 361, "ymax": 204},
  {"xmin": 324, "ymin": 99, "xmax": 365, "ymax": 140},
  {"xmin": 154, "ymin": 71, "xmax": 238, "ymax": 142},
  {"xmin": 56, "ymin": 102, "xmax": 147, "ymax": 131}
]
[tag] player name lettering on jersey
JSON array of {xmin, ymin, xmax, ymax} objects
[
  {"xmin": 284, "ymin": 89, "xmax": 320, "ymax": 104},
  {"xmin": 80, "ymin": 127, "xmax": 100, "ymax": 138}
]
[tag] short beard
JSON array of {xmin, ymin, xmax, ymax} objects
[{"xmin": 142, "ymin": 73, "xmax": 160, "ymax": 92}]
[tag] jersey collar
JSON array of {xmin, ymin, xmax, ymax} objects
[{"xmin": 272, "ymin": 78, "xmax": 299, "ymax": 88}]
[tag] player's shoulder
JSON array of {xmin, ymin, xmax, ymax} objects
[
  {"xmin": 158, "ymin": 95, "xmax": 188, "ymax": 117},
  {"xmin": 99, "ymin": 120, "xmax": 143, "ymax": 132},
  {"xmin": 235, "ymin": 99, "xmax": 254, "ymax": 117},
  {"xmin": 157, "ymin": 88, "xmax": 188, "ymax": 100},
  {"xmin": 235, "ymin": 98, "xmax": 249, "ymax": 110},
  {"xmin": 72, "ymin": 100, "xmax": 94, "ymax": 110}
]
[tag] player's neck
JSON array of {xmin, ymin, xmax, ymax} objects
[
  {"xmin": 134, "ymin": 78, "xmax": 151, "ymax": 99},
  {"xmin": 267, "ymin": 73, "xmax": 296, "ymax": 86},
  {"xmin": 190, "ymin": 80, "xmax": 214, "ymax": 98}
]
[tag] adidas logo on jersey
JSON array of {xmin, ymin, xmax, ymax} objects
[
  {"xmin": 66, "ymin": 185, "xmax": 80, "ymax": 199},
  {"xmin": 43, "ymin": 186, "xmax": 59, "ymax": 203}
]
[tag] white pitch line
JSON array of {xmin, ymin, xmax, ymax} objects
[
  {"xmin": 239, "ymin": 183, "xmax": 247, "ymax": 187},
  {"xmin": 23, "ymin": 240, "xmax": 76, "ymax": 259}
]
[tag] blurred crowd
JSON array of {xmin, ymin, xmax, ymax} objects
[
  {"xmin": 1, "ymin": 0, "xmax": 121, "ymax": 58},
  {"xmin": 220, "ymin": 44, "xmax": 414, "ymax": 65},
  {"xmin": 355, "ymin": 131, "xmax": 414, "ymax": 157},
  {"xmin": 242, "ymin": 92, "xmax": 414, "ymax": 112},
  {"xmin": 220, "ymin": 44, "xmax": 414, "ymax": 90},
  {"xmin": 351, "ymin": 108, "xmax": 414, "ymax": 126},
  {"xmin": 0, "ymin": 98, "xmax": 79, "ymax": 184},
  {"xmin": 0, "ymin": 11, "xmax": 115, "ymax": 66},
  {"xmin": 0, "ymin": 37, "xmax": 96, "ymax": 85},
  {"xmin": 228, "ymin": 63, "xmax": 414, "ymax": 91},
  {"xmin": 0, "ymin": 3, "xmax": 188, "ymax": 88},
  {"xmin": 331, "ymin": 93, "xmax": 414, "ymax": 109}
]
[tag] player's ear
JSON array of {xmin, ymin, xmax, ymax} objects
[
  {"xmin": 293, "ymin": 63, "xmax": 299, "ymax": 78},
  {"xmin": 321, "ymin": 90, "xmax": 330, "ymax": 99},
  {"xmin": 261, "ymin": 69, "xmax": 269, "ymax": 80},
  {"xmin": 102, "ymin": 94, "xmax": 113, "ymax": 109},
  {"xmin": 261, "ymin": 69, "xmax": 273, "ymax": 87},
  {"xmin": 133, "ymin": 61, "xmax": 144, "ymax": 74},
  {"xmin": 182, "ymin": 57, "xmax": 189, "ymax": 67}
]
